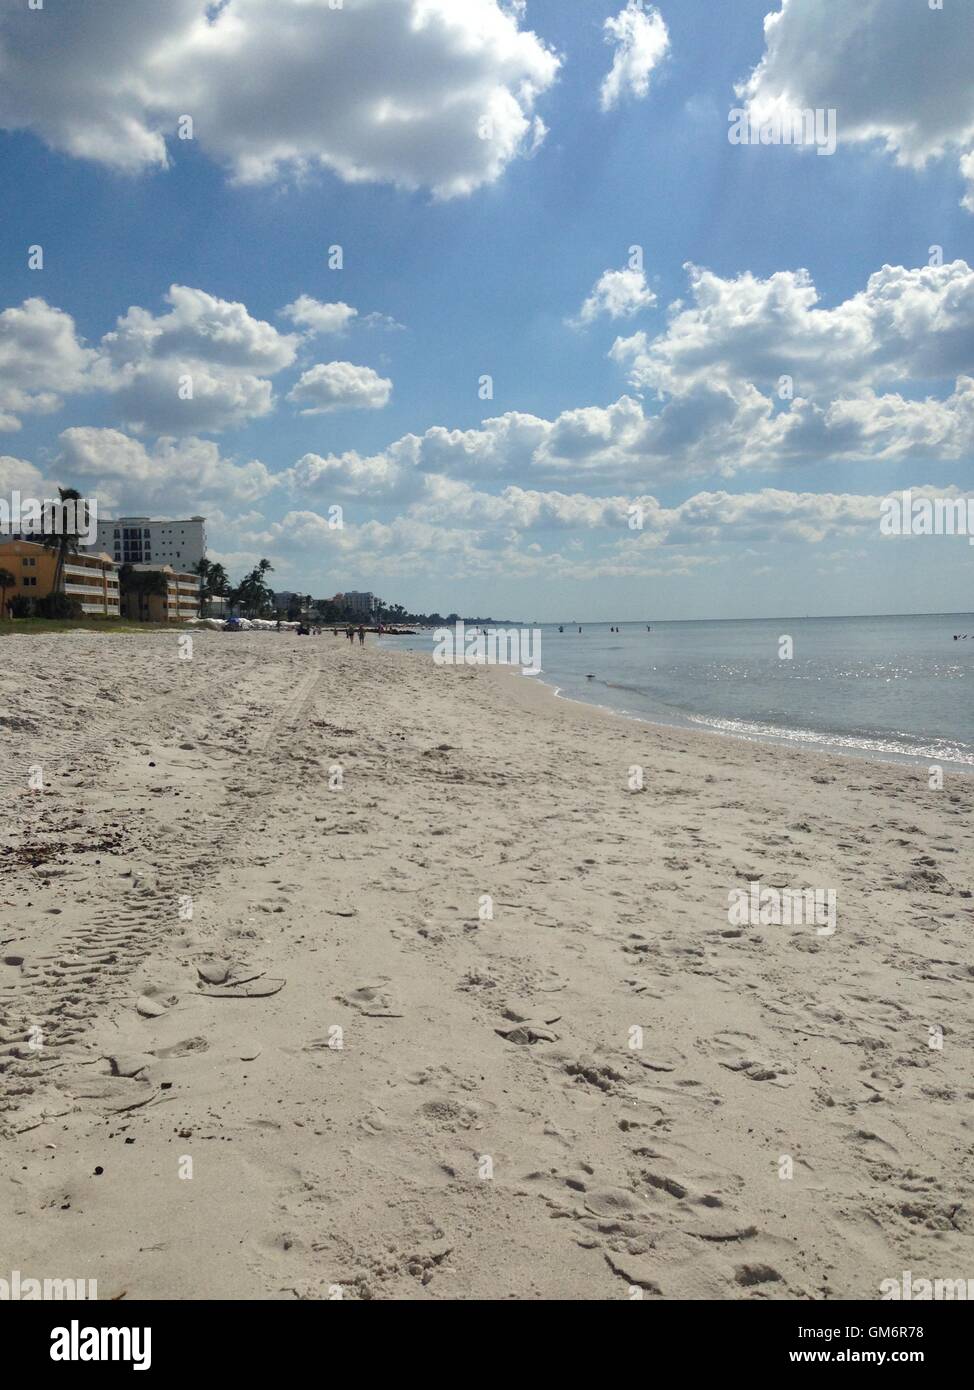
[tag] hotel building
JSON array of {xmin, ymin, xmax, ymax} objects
[
  {"xmin": 0, "ymin": 539, "xmax": 120, "ymax": 616},
  {"xmin": 83, "ymin": 516, "xmax": 207, "ymax": 570},
  {"xmin": 122, "ymin": 564, "xmax": 201, "ymax": 624}
]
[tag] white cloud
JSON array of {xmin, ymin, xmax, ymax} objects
[
  {"xmin": 221, "ymin": 479, "xmax": 966, "ymax": 588},
  {"xmin": 961, "ymin": 150, "xmax": 974, "ymax": 213},
  {"xmin": 287, "ymin": 362, "xmax": 392, "ymax": 415},
  {"xmin": 572, "ymin": 266, "xmax": 657, "ymax": 326},
  {"xmin": 57, "ymin": 427, "xmax": 279, "ymax": 513},
  {"xmin": 99, "ymin": 285, "xmax": 299, "ymax": 433},
  {"xmin": 0, "ymin": 298, "xmax": 99, "ymax": 430},
  {"xmin": 738, "ymin": 0, "xmax": 974, "ymax": 208},
  {"xmin": 0, "ymin": 453, "xmax": 50, "ymax": 496},
  {"xmin": 288, "ymin": 448, "xmax": 410, "ymax": 499},
  {"xmin": 611, "ymin": 260, "xmax": 974, "ymax": 398},
  {"xmin": 0, "ymin": 0, "xmax": 560, "ymax": 198},
  {"xmin": 600, "ymin": 2, "xmax": 669, "ymax": 112},
  {"xmin": 280, "ymin": 296, "xmax": 358, "ymax": 336},
  {"xmin": 606, "ymin": 260, "xmax": 974, "ymax": 474}
]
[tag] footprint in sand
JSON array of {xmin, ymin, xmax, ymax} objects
[{"xmin": 338, "ymin": 982, "xmax": 403, "ymax": 1017}]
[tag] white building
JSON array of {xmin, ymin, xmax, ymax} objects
[
  {"xmin": 83, "ymin": 516, "xmax": 206, "ymax": 571},
  {"xmin": 341, "ymin": 591, "xmax": 378, "ymax": 617}
]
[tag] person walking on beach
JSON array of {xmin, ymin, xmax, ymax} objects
[
  {"xmin": 346, "ymin": 625, "xmax": 354, "ymax": 642},
  {"xmin": 357, "ymin": 624, "xmax": 365, "ymax": 645}
]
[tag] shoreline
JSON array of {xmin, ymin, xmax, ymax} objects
[
  {"xmin": 379, "ymin": 632, "xmax": 974, "ymax": 776},
  {"xmin": 395, "ymin": 644, "xmax": 974, "ymax": 778},
  {"xmin": 2, "ymin": 631, "xmax": 972, "ymax": 1300},
  {"xmin": 531, "ymin": 671, "xmax": 974, "ymax": 776}
]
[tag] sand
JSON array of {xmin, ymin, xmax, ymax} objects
[{"xmin": 1, "ymin": 631, "xmax": 971, "ymax": 1301}]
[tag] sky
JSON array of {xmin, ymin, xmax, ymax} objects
[{"xmin": 1, "ymin": 0, "xmax": 973, "ymax": 621}]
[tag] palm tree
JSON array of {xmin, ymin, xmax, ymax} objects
[
  {"xmin": 118, "ymin": 563, "xmax": 169, "ymax": 621},
  {"xmin": 0, "ymin": 567, "xmax": 15, "ymax": 618},
  {"xmin": 192, "ymin": 558, "xmax": 230, "ymax": 616},
  {"xmin": 234, "ymin": 559, "xmax": 276, "ymax": 617},
  {"xmin": 40, "ymin": 487, "xmax": 86, "ymax": 597},
  {"xmin": 209, "ymin": 562, "xmax": 229, "ymax": 596},
  {"xmin": 193, "ymin": 557, "xmax": 213, "ymax": 610}
]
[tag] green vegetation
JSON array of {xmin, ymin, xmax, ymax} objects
[
  {"xmin": 228, "ymin": 558, "xmax": 275, "ymax": 617},
  {"xmin": 192, "ymin": 557, "xmax": 230, "ymax": 615},
  {"xmin": 0, "ymin": 617, "xmax": 174, "ymax": 636}
]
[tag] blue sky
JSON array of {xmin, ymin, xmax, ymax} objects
[{"xmin": 1, "ymin": 0, "xmax": 973, "ymax": 619}]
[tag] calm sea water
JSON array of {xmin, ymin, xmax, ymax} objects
[{"xmin": 382, "ymin": 613, "xmax": 974, "ymax": 770}]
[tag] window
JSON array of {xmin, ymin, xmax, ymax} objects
[{"xmin": 114, "ymin": 530, "xmax": 120, "ymax": 539}]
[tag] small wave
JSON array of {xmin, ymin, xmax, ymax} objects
[{"xmin": 686, "ymin": 713, "xmax": 974, "ymax": 767}]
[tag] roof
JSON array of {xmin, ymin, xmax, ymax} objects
[{"xmin": 0, "ymin": 538, "xmax": 116, "ymax": 566}]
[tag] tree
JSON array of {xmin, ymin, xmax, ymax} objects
[
  {"xmin": 192, "ymin": 558, "xmax": 229, "ymax": 616},
  {"xmin": 0, "ymin": 567, "xmax": 15, "ymax": 618},
  {"xmin": 39, "ymin": 487, "xmax": 87, "ymax": 597},
  {"xmin": 232, "ymin": 558, "xmax": 275, "ymax": 617},
  {"xmin": 118, "ymin": 564, "xmax": 169, "ymax": 621},
  {"xmin": 35, "ymin": 592, "xmax": 83, "ymax": 619}
]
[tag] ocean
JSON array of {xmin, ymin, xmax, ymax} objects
[{"xmin": 382, "ymin": 613, "xmax": 974, "ymax": 770}]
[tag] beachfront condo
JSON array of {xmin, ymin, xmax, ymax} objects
[
  {"xmin": 0, "ymin": 538, "xmax": 120, "ymax": 616},
  {"xmin": 82, "ymin": 515, "xmax": 207, "ymax": 570},
  {"xmin": 122, "ymin": 564, "xmax": 202, "ymax": 624}
]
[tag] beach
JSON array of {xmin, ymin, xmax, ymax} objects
[{"xmin": 1, "ymin": 631, "xmax": 972, "ymax": 1301}]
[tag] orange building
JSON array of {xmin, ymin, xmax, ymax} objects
[
  {"xmin": 122, "ymin": 564, "xmax": 201, "ymax": 623},
  {"xmin": 0, "ymin": 539, "xmax": 119, "ymax": 616}
]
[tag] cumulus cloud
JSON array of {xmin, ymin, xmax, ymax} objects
[
  {"xmin": 287, "ymin": 362, "xmax": 393, "ymax": 415},
  {"xmin": 57, "ymin": 427, "xmax": 279, "ymax": 513},
  {"xmin": 611, "ymin": 260, "xmax": 974, "ymax": 398},
  {"xmin": 0, "ymin": 281, "xmax": 389, "ymax": 437},
  {"xmin": 0, "ymin": 452, "xmax": 51, "ymax": 497},
  {"xmin": 0, "ymin": 298, "xmax": 99, "ymax": 430},
  {"xmin": 288, "ymin": 448, "xmax": 410, "ymax": 499},
  {"xmin": 571, "ymin": 266, "xmax": 657, "ymax": 326},
  {"xmin": 222, "ymin": 478, "xmax": 965, "ymax": 588},
  {"xmin": 280, "ymin": 296, "xmax": 358, "ymax": 336},
  {"xmin": 0, "ymin": 0, "xmax": 560, "ymax": 197},
  {"xmin": 600, "ymin": 2, "xmax": 669, "ymax": 112},
  {"xmin": 606, "ymin": 260, "xmax": 974, "ymax": 473},
  {"xmin": 281, "ymin": 312, "xmax": 974, "ymax": 494},
  {"xmin": 98, "ymin": 285, "xmax": 299, "ymax": 433},
  {"xmin": 738, "ymin": 0, "xmax": 974, "ymax": 208}
]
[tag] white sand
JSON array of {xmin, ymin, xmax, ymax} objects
[{"xmin": 1, "ymin": 631, "xmax": 971, "ymax": 1300}]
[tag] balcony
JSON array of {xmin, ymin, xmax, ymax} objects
[{"xmin": 64, "ymin": 562, "xmax": 107, "ymax": 579}]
